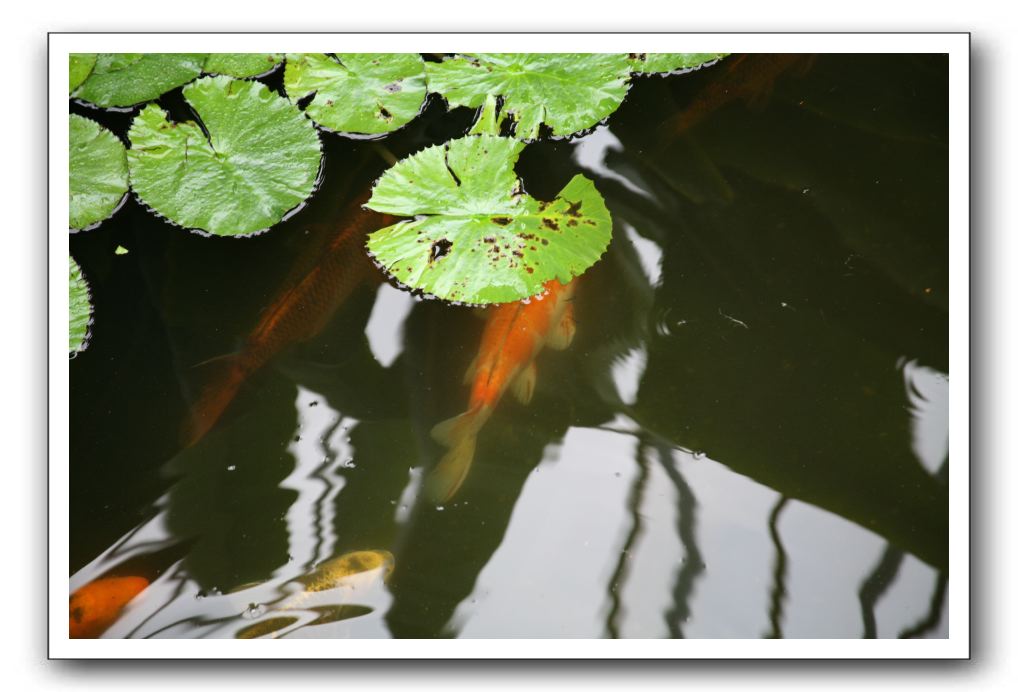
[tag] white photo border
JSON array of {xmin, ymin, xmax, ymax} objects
[{"xmin": 49, "ymin": 32, "xmax": 970, "ymax": 659}]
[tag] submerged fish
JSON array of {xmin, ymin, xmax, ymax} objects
[
  {"xmin": 426, "ymin": 279, "xmax": 578, "ymax": 502},
  {"xmin": 232, "ymin": 549, "xmax": 394, "ymax": 639},
  {"xmin": 293, "ymin": 549, "xmax": 395, "ymax": 595},
  {"xmin": 658, "ymin": 54, "xmax": 814, "ymax": 144},
  {"xmin": 69, "ymin": 576, "xmax": 149, "ymax": 639},
  {"xmin": 181, "ymin": 197, "xmax": 392, "ymax": 446}
]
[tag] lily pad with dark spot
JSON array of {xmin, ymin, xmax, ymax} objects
[
  {"xmin": 425, "ymin": 53, "xmax": 633, "ymax": 140},
  {"xmin": 365, "ymin": 134, "xmax": 612, "ymax": 304},
  {"xmin": 284, "ymin": 53, "xmax": 427, "ymax": 136}
]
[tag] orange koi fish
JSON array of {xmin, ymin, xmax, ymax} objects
[
  {"xmin": 181, "ymin": 197, "xmax": 392, "ymax": 447},
  {"xmin": 658, "ymin": 54, "xmax": 814, "ymax": 144},
  {"xmin": 426, "ymin": 279, "xmax": 577, "ymax": 502},
  {"xmin": 69, "ymin": 576, "xmax": 149, "ymax": 639}
]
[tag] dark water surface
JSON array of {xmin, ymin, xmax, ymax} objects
[{"xmin": 68, "ymin": 54, "xmax": 949, "ymax": 639}]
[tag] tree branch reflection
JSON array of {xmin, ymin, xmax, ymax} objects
[
  {"xmin": 605, "ymin": 441, "xmax": 650, "ymax": 638},
  {"xmin": 655, "ymin": 443, "xmax": 705, "ymax": 639},
  {"xmin": 763, "ymin": 496, "xmax": 790, "ymax": 639}
]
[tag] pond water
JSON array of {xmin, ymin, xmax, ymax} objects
[{"xmin": 68, "ymin": 53, "xmax": 949, "ymax": 639}]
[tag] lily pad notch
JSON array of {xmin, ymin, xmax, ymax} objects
[
  {"xmin": 364, "ymin": 134, "xmax": 612, "ymax": 305},
  {"xmin": 425, "ymin": 53, "xmax": 633, "ymax": 141},
  {"xmin": 127, "ymin": 75, "xmax": 323, "ymax": 236},
  {"xmin": 426, "ymin": 53, "xmax": 729, "ymax": 141},
  {"xmin": 284, "ymin": 53, "xmax": 428, "ymax": 136}
]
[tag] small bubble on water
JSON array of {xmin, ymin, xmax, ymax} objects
[
  {"xmin": 436, "ymin": 505, "xmax": 445, "ymax": 512},
  {"xmin": 614, "ymin": 472, "xmax": 621, "ymax": 477},
  {"xmin": 227, "ymin": 465, "xmax": 237, "ymax": 471},
  {"xmin": 693, "ymin": 451, "xmax": 705, "ymax": 460},
  {"xmin": 195, "ymin": 591, "xmax": 206, "ymax": 600},
  {"xmin": 243, "ymin": 603, "xmax": 266, "ymax": 619}
]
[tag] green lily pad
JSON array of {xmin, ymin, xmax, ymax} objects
[
  {"xmin": 204, "ymin": 53, "xmax": 283, "ymax": 78},
  {"xmin": 425, "ymin": 53, "xmax": 632, "ymax": 140},
  {"xmin": 69, "ymin": 53, "xmax": 96, "ymax": 92},
  {"xmin": 73, "ymin": 53, "xmax": 206, "ymax": 108},
  {"xmin": 69, "ymin": 114, "xmax": 128, "ymax": 230},
  {"xmin": 127, "ymin": 75, "xmax": 322, "ymax": 236},
  {"xmin": 364, "ymin": 134, "xmax": 612, "ymax": 304},
  {"xmin": 284, "ymin": 53, "xmax": 428, "ymax": 135},
  {"xmin": 69, "ymin": 256, "xmax": 92, "ymax": 355},
  {"xmin": 628, "ymin": 53, "xmax": 728, "ymax": 75}
]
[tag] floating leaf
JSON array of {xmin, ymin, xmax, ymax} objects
[
  {"xmin": 235, "ymin": 616, "xmax": 300, "ymax": 639},
  {"xmin": 69, "ymin": 256, "xmax": 92, "ymax": 355},
  {"xmin": 69, "ymin": 53, "xmax": 96, "ymax": 92},
  {"xmin": 284, "ymin": 53, "xmax": 427, "ymax": 135},
  {"xmin": 365, "ymin": 134, "xmax": 612, "ymax": 304},
  {"xmin": 73, "ymin": 53, "xmax": 206, "ymax": 108},
  {"xmin": 627, "ymin": 53, "xmax": 728, "ymax": 75},
  {"xmin": 204, "ymin": 53, "xmax": 283, "ymax": 78},
  {"xmin": 127, "ymin": 76, "xmax": 321, "ymax": 236},
  {"xmin": 425, "ymin": 53, "xmax": 632, "ymax": 140},
  {"xmin": 69, "ymin": 114, "xmax": 128, "ymax": 230}
]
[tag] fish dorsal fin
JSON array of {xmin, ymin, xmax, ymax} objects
[{"xmin": 511, "ymin": 362, "xmax": 537, "ymax": 405}]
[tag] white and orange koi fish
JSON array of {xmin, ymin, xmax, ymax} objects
[{"xmin": 427, "ymin": 279, "xmax": 577, "ymax": 502}]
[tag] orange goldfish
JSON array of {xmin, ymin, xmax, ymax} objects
[
  {"xmin": 181, "ymin": 196, "xmax": 392, "ymax": 447},
  {"xmin": 426, "ymin": 279, "xmax": 577, "ymax": 502},
  {"xmin": 69, "ymin": 576, "xmax": 149, "ymax": 639},
  {"xmin": 658, "ymin": 54, "xmax": 814, "ymax": 144}
]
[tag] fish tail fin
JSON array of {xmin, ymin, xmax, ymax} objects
[
  {"xmin": 180, "ymin": 361, "xmax": 247, "ymax": 447},
  {"xmin": 427, "ymin": 406, "xmax": 490, "ymax": 503}
]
